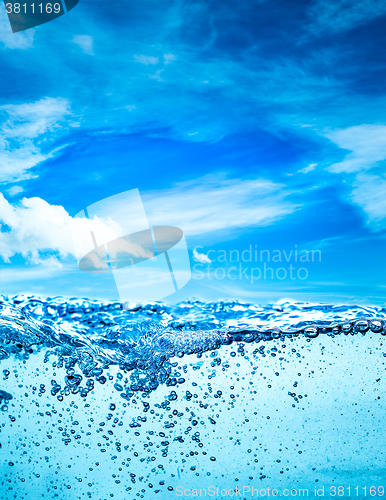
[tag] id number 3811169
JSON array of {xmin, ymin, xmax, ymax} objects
[{"xmin": 5, "ymin": 2, "xmax": 61, "ymax": 13}]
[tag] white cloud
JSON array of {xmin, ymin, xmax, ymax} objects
[
  {"xmin": 0, "ymin": 141, "xmax": 43, "ymax": 183},
  {"xmin": 350, "ymin": 174, "xmax": 386, "ymax": 231},
  {"xmin": 0, "ymin": 175, "xmax": 297, "ymax": 264},
  {"xmin": 0, "ymin": 265, "xmax": 64, "ymax": 283},
  {"xmin": 143, "ymin": 174, "xmax": 297, "ymax": 236},
  {"xmin": 322, "ymin": 124, "xmax": 386, "ymax": 231},
  {"xmin": 0, "ymin": 97, "xmax": 71, "ymax": 183},
  {"xmin": 0, "ymin": 193, "xmax": 119, "ymax": 264},
  {"xmin": 193, "ymin": 248, "xmax": 212, "ymax": 264},
  {"xmin": 164, "ymin": 53, "xmax": 176, "ymax": 65},
  {"xmin": 7, "ymin": 185, "xmax": 24, "ymax": 196},
  {"xmin": 72, "ymin": 35, "xmax": 94, "ymax": 55},
  {"xmin": 325, "ymin": 125, "xmax": 386, "ymax": 173},
  {"xmin": 149, "ymin": 69, "xmax": 164, "ymax": 81},
  {"xmin": 298, "ymin": 163, "xmax": 317, "ymax": 174},
  {"xmin": 1, "ymin": 97, "xmax": 71, "ymax": 139},
  {"xmin": 133, "ymin": 54, "xmax": 159, "ymax": 65},
  {"xmin": 0, "ymin": 7, "xmax": 34, "ymax": 50}
]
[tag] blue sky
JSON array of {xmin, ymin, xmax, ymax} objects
[{"xmin": 0, "ymin": 0, "xmax": 385, "ymax": 304}]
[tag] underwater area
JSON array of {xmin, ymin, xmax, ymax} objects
[{"xmin": 0, "ymin": 296, "xmax": 385, "ymax": 499}]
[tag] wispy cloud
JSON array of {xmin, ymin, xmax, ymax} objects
[
  {"xmin": 0, "ymin": 7, "xmax": 34, "ymax": 50},
  {"xmin": 0, "ymin": 0, "xmax": 380, "ymax": 151},
  {"xmin": 149, "ymin": 69, "xmax": 164, "ymax": 81},
  {"xmin": 0, "ymin": 97, "xmax": 71, "ymax": 183},
  {"xmin": 72, "ymin": 35, "xmax": 94, "ymax": 55},
  {"xmin": 308, "ymin": 0, "xmax": 386, "ymax": 35},
  {"xmin": 133, "ymin": 54, "xmax": 159, "ymax": 65},
  {"xmin": 324, "ymin": 125, "xmax": 386, "ymax": 174},
  {"xmin": 7, "ymin": 185, "xmax": 24, "ymax": 197},
  {"xmin": 0, "ymin": 0, "xmax": 383, "ymax": 302},
  {"xmin": 322, "ymin": 124, "xmax": 386, "ymax": 231},
  {"xmin": 0, "ymin": 174, "xmax": 297, "ymax": 264},
  {"xmin": 163, "ymin": 53, "xmax": 176, "ymax": 65},
  {"xmin": 1, "ymin": 97, "xmax": 71, "ymax": 138},
  {"xmin": 350, "ymin": 173, "xmax": 386, "ymax": 232},
  {"xmin": 298, "ymin": 163, "xmax": 318, "ymax": 174},
  {"xmin": 143, "ymin": 174, "xmax": 298, "ymax": 236}
]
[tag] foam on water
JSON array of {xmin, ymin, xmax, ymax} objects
[{"xmin": 0, "ymin": 296, "xmax": 385, "ymax": 399}]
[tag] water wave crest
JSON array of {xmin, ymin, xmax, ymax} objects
[{"xmin": 1, "ymin": 295, "xmax": 385, "ymax": 397}]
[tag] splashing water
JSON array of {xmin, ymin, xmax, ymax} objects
[{"xmin": 1, "ymin": 296, "xmax": 385, "ymax": 499}]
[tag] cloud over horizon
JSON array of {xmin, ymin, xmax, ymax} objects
[{"xmin": 0, "ymin": 174, "xmax": 297, "ymax": 264}]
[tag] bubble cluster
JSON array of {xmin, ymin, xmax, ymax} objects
[
  {"xmin": 1, "ymin": 297, "xmax": 385, "ymax": 400},
  {"xmin": 0, "ymin": 296, "xmax": 385, "ymax": 498}
]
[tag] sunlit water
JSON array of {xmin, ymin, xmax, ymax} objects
[{"xmin": 1, "ymin": 296, "xmax": 385, "ymax": 499}]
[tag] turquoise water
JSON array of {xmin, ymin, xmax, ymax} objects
[{"xmin": 1, "ymin": 297, "xmax": 385, "ymax": 499}]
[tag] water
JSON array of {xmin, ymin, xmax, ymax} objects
[{"xmin": 1, "ymin": 296, "xmax": 385, "ymax": 499}]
